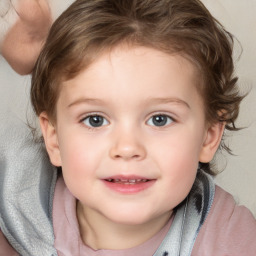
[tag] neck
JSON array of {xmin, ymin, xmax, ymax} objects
[{"xmin": 76, "ymin": 201, "xmax": 173, "ymax": 250}]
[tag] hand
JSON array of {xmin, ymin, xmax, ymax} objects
[{"xmin": 0, "ymin": 0, "xmax": 52, "ymax": 75}]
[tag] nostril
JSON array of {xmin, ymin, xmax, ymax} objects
[
  {"xmin": 109, "ymin": 139, "xmax": 146, "ymax": 160},
  {"xmin": 112, "ymin": 153, "xmax": 144, "ymax": 161}
]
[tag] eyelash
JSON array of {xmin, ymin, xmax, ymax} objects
[
  {"xmin": 80, "ymin": 113, "xmax": 109, "ymax": 130},
  {"xmin": 146, "ymin": 113, "xmax": 175, "ymax": 127},
  {"xmin": 80, "ymin": 113, "xmax": 176, "ymax": 130}
]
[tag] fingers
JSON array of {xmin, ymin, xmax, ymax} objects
[
  {"xmin": 0, "ymin": 0, "xmax": 52, "ymax": 74},
  {"xmin": 0, "ymin": 0, "xmax": 18, "ymax": 51},
  {"xmin": 0, "ymin": 0, "xmax": 74, "ymax": 74},
  {"xmin": 0, "ymin": 0, "xmax": 11, "ymax": 17},
  {"xmin": 12, "ymin": 0, "xmax": 51, "ymax": 23}
]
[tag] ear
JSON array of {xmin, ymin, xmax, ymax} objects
[
  {"xmin": 199, "ymin": 122, "xmax": 225, "ymax": 163},
  {"xmin": 39, "ymin": 112, "xmax": 62, "ymax": 167}
]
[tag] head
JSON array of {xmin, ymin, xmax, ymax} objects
[
  {"xmin": 31, "ymin": 0, "xmax": 242, "ymax": 175},
  {"xmin": 30, "ymin": 0, "xmax": 242, "ymax": 231}
]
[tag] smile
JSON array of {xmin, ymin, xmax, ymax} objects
[
  {"xmin": 105, "ymin": 179, "xmax": 149, "ymax": 184},
  {"xmin": 103, "ymin": 176, "xmax": 155, "ymax": 194}
]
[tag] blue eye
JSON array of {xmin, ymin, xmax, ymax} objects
[
  {"xmin": 83, "ymin": 115, "xmax": 109, "ymax": 128},
  {"xmin": 147, "ymin": 114, "xmax": 173, "ymax": 127}
]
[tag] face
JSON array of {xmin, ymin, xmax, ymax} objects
[{"xmin": 41, "ymin": 46, "xmax": 222, "ymax": 228}]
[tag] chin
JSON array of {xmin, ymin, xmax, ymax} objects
[{"xmin": 105, "ymin": 209, "xmax": 160, "ymax": 226}]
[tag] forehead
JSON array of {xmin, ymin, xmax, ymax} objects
[
  {"xmin": 58, "ymin": 46, "xmax": 203, "ymax": 110},
  {"xmin": 63, "ymin": 45, "xmax": 200, "ymax": 87}
]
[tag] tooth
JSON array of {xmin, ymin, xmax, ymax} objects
[{"xmin": 106, "ymin": 178, "xmax": 149, "ymax": 184}]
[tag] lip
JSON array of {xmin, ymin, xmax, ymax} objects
[{"xmin": 102, "ymin": 175, "xmax": 156, "ymax": 194}]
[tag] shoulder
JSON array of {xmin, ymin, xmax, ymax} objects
[
  {"xmin": 0, "ymin": 229, "xmax": 18, "ymax": 255},
  {"xmin": 192, "ymin": 186, "xmax": 256, "ymax": 255}
]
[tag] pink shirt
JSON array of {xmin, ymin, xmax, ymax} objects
[
  {"xmin": 192, "ymin": 186, "xmax": 256, "ymax": 255},
  {"xmin": 0, "ymin": 231, "xmax": 18, "ymax": 256}
]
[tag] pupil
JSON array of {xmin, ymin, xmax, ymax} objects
[
  {"xmin": 153, "ymin": 115, "xmax": 167, "ymax": 126},
  {"xmin": 89, "ymin": 116, "xmax": 103, "ymax": 127}
]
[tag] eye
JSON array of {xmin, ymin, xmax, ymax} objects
[
  {"xmin": 147, "ymin": 114, "xmax": 174, "ymax": 127},
  {"xmin": 82, "ymin": 115, "xmax": 109, "ymax": 128}
]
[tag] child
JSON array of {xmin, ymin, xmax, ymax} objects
[{"xmin": 1, "ymin": 0, "xmax": 256, "ymax": 255}]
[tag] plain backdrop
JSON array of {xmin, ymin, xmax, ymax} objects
[{"xmin": 0, "ymin": 0, "xmax": 255, "ymax": 216}]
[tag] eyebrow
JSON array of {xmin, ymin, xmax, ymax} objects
[
  {"xmin": 67, "ymin": 98, "xmax": 106, "ymax": 108},
  {"xmin": 145, "ymin": 97, "xmax": 191, "ymax": 109},
  {"xmin": 67, "ymin": 97, "xmax": 190, "ymax": 109}
]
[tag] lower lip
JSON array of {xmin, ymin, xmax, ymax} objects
[{"xmin": 102, "ymin": 180, "xmax": 156, "ymax": 194}]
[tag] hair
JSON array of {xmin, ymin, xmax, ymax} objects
[{"xmin": 31, "ymin": 0, "xmax": 244, "ymax": 175}]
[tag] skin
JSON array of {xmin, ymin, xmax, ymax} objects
[
  {"xmin": 0, "ymin": 0, "xmax": 52, "ymax": 74},
  {"xmin": 0, "ymin": 0, "xmax": 74, "ymax": 75},
  {"xmin": 40, "ymin": 46, "xmax": 224, "ymax": 250}
]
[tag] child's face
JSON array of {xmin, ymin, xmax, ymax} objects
[{"xmin": 41, "ymin": 46, "xmax": 222, "ymax": 227}]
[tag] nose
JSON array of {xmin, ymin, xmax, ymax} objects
[{"xmin": 109, "ymin": 129, "xmax": 146, "ymax": 161}]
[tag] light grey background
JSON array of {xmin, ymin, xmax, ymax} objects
[{"xmin": 0, "ymin": 0, "xmax": 255, "ymax": 216}]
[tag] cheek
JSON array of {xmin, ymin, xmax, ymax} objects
[
  {"xmin": 58, "ymin": 133, "xmax": 99, "ymax": 178},
  {"xmin": 150, "ymin": 131, "xmax": 201, "ymax": 196},
  {"xmin": 59, "ymin": 138, "xmax": 98, "ymax": 201},
  {"xmin": 161, "ymin": 151, "xmax": 198, "ymax": 193},
  {"xmin": 158, "ymin": 153, "xmax": 198, "ymax": 209},
  {"xmin": 152, "ymin": 131, "xmax": 202, "ymax": 169}
]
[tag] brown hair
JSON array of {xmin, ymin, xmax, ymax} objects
[{"xmin": 31, "ymin": 0, "xmax": 244, "ymax": 175}]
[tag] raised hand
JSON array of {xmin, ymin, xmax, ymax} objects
[{"xmin": 0, "ymin": 0, "xmax": 52, "ymax": 75}]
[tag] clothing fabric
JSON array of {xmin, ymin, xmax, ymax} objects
[
  {"xmin": 193, "ymin": 185, "xmax": 256, "ymax": 255},
  {"xmin": 1, "ymin": 117, "xmax": 256, "ymax": 255},
  {"xmin": 0, "ymin": 116, "xmax": 58, "ymax": 256}
]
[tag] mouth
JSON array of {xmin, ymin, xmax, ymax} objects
[
  {"xmin": 105, "ymin": 178, "xmax": 150, "ymax": 185},
  {"xmin": 102, "ymin": 176, "xmax": 155, "ymax": 194}
]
